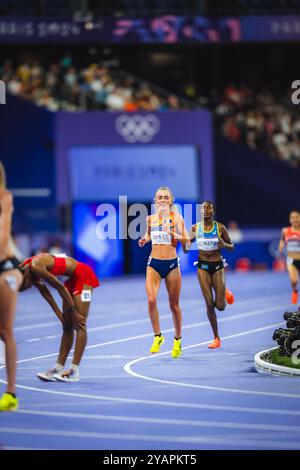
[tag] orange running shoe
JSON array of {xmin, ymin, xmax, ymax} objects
[
  {"xmin": 226, "ymin": 288, "xmax": 234, "ymax": 305},
  {"xmin": 208, "ymin": 337, "xmax": 221, "ymax": 349},
  {"xmin": 292, "ymin": 291, "xmax": 298, "ymax": 304}
]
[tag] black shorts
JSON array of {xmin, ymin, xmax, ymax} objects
[
  {"xmin": 0, "ymin": 257, "xmax": 21, "ymax": 275},
  {"xmin": 197, "ymin": 259, "xmax": 224, "ymax": 275},
  {"xmin": 292, "ymin": 259, "xmax": 300, "ymax": 271}
]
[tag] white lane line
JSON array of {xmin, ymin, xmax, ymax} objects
[
  {"xmin": 0, "ymin": 310, "xmax": 298, "ymax": 415},
  {"xmin": 21, "ymin": 313, "xmax": 171, "ymax": 343},
  {"xmin": 110, "ymin": 294, "xmax": 291, "ymax": 316},
  {"xmin": 23, "ymin": 302, "xmax": 289, "ymax": 345},
  {"xmin": 18, "ymin": 294, "xmax": 238, "ymax": 334},
  {"xmin": 15, "ymin": 321, "xmax": 57, "ymax": 332},
  {"xmin": 2, "ymin": 319, "xmax": 299, "ymax": 401},
  {"xmin": 2, "ymin": 322, "xmax": 300, "ymax": 402},
  {"xmin": 14, "ymin": 296, "xmax": 289, "ymax": 338},
  {"xmin": 13, "ymin": 392, "xmax": 300, "ymax": 417},
  {"xmin": 123, "ymin": 322, "xmax": 300, "ymax": 399},
  {"xmin": 16, "ymin": 409, "xmax": 300, "ymax": 433},
  {"xmin": 15, "ymin": 308, "xmax": 173, "ymax": 336},
  {"xmin": 0, "ymin": 426, "xmax": 299, "ymax": 449},
  {"xmin": 10, "ymin": 303, "xmax": 284, "ymax": 362},
  {"xmin": 83, "ymin": 355, "xmax": 125, "ymax": 359}
]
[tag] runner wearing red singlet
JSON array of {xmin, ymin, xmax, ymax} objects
[
  {"xmin": 19, "ymin": 253, "xmax": 99, "ymax": 382},
  {"xmin": 279, "ymin": 211, "xmax": 300, "ymax": 304}
]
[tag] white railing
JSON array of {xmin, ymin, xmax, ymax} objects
[{"xmin": 254, "ymin": 348, "xmax": 300, "ymax": 377}]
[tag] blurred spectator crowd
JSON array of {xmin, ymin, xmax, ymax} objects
[
  {"xmin": 0, "ymin": 55, "xmax": 186, "ymax": 112},
  {"xmin": 1, "ymin": 56, "xmax": 299, "ymax": 168},
  {"xmin": 211, "ymin": 83, "xmax": 300, "ymax": 168}
]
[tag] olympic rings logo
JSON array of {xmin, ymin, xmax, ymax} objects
[{"xmin": 115, "ymin": 114, "xmax": 160, "ymax": 143}]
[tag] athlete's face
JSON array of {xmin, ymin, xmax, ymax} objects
[
  {"xmin": 202, "ymin": 202, "xmax": 214, "ymax": 220},
  {"xmin": 155, "ymin": 191, "xmax": 172, "ymax": 212},
  {"xmin": 290, "ymin": 212, "xmax": 300, "ymax": 228}
]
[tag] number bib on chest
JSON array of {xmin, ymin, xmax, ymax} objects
[{"xmin": 151, "ymin": 230, "xmax": 172, "ymax": 245}]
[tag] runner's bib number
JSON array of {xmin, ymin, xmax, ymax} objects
[{"xmin": 151, "ymin": 230, "xmax": 172, "ymax": 245}]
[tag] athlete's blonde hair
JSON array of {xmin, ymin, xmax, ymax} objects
[
  {"xmin": 0, "ymin": 161, "xmax": 6, "ymax": 190},
  {"xmin": 154, "ymin": 187, "xmax": 175, "ymax": 205}
]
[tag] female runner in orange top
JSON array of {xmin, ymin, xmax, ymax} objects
[{"xmin": 139, "ymin": 187, "xmax": 189, "ymax": 358}]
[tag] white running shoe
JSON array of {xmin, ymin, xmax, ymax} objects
[
  {"xmin": 37, "ymin": 367, "xmax": 60, "ymax": 382},
  {"xmin": 54, "ymin": 369, "xmax": 80, "ymax": 383}
]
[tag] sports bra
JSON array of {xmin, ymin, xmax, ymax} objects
[
  {"xmin": 23, "ymin": 254, "xmax": 68, "ymax": 275},
  {"xmin": 150, "ymin": 212, "xmax": 177, "ymax": 247},
  {"xmin": 196, "ymin": 221, "xmax": 221, "ymax": 251},
  {"xmin": 285, "ymin": 227, "xmax": 300, "ymax": 253}
]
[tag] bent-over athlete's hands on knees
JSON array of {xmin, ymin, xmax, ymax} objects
[
  {"xmin": 74, "ymin": 312, "xmax": 86, "ymax": 330},
  {"xmin": 60, "ymin": 312, "xmax": 70, "ymax": 328}
]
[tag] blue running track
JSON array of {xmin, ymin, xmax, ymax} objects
[{"xmin": 0, "ymin": 271, "xmax": 300, "ymax": 450}]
